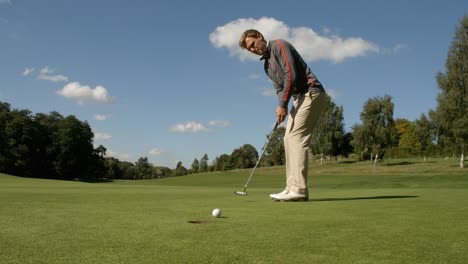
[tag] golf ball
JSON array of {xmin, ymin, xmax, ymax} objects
[{"xmin": 212, "ymin": 208, "xmax": 222, "ymax": 218}]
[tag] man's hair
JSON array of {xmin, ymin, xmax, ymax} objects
[{"xmin": 239, "ymin": 29, "xmax": 263, "ymax": 49}]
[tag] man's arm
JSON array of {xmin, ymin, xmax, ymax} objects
[{"xmin": 274, "ymin": 40, "xmax": 297, "ymax": 109}]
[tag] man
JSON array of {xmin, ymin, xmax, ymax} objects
[{"xmin": 239, "ymin": 29, "xmax": 327, "ymax": 201}]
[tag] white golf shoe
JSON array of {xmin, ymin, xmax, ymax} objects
[
  {"xmin": 270, "ymin": 191, "xmax": 308, "ymax": 202},
  {"xmin": 269, "ymin": 189, "xmax": 288, "ymax": 200}
]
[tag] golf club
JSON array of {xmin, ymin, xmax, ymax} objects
[{"xmin": 235, "ymin": 122, "xmax": 279, "ymax": 196}]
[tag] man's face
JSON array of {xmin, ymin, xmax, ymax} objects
[{"xmin": 245, "ymin": 34, "xmax": 267, "ymax": 56}]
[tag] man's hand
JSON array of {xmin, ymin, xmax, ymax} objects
[{"xmin": 276, "ymin": 106, "xmax": 288, "ymax": 123}]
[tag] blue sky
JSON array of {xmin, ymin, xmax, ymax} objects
[{"xmin": 1, "ymin": 0, "xmax": 466, "ymax": 168}]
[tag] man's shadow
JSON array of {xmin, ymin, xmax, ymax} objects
[{"xmin": 309, "ymin": 195, "xmax": 418, "ymax": 202}]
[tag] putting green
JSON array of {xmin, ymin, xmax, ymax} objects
[{"xmin": 1, "ymin": 159, "xmax": 467, "ymax": 263}]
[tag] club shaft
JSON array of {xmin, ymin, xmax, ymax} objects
[{"xmin": 242, "ymin": 122, "xmax": 278, "ymax": 190}]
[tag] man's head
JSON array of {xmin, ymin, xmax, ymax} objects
[{"xmin": 239, "ymin": 29, "xmax": 268, "ymax": 56}]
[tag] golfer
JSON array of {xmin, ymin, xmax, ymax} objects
[{"xmin": 239, "ymin": 29, "xmax": 326, "ymax": 201}]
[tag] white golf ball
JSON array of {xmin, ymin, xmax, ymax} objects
[{"xmin": 212, "ymin": 208, "xmax": 222, "ymax": 218}]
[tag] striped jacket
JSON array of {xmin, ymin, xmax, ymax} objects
[{"xmin": 261, "ymin": 39, "xmax": 325, "ymax": 108}]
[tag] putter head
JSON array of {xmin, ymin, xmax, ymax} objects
[{"xmin": 234, "ymin": 191, "xmax": 247, "ymax": 196}]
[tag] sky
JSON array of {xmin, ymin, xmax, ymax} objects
[{"xmin": 1, "ymin": 0, "xmax": 466, "ymax": 168}]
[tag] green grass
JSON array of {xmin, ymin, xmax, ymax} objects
[{"xmin": 1, "ymin": 158, "xmax": 467, "ymax": 263}]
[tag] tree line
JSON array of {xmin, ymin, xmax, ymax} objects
[
  {"xmin": 0, "ymin": 104, "xmax": 104, "ymax": 181},
  {"xmin": 0, "ymin": 102, "xmax": 196, "ymax": 181}
]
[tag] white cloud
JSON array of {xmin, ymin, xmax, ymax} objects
[
  {"xmin": 26, "ymin": 66, "xmax": 113, "ymax": 105},
  {"xmin": 95, "ymin": 132, "xmax": 112, "ymax": 140},
  {"xmin": 94, "ymin": 114, "xmax": 108, "ymax": 121},
  {"xmin": 209, "ymin": 17, "xmax": 379, "ymax": 63},
  {"xmin": 57, "ymin": 82, "xmax": 114, "ymax": 104},
  {"xmin": 106, "ymin": 149, "xmax": 131, "ymax": 161},
  {"xmin": 39, "ymin": 66, "xmax": 53, "ymax": 74},
  {"xmin": 149, "ymin": 148, "xmax": 164, "ymax": 156},
  {"xmin": 170, "ymin": 121, "xmax": 209, "ymax": 133},
  {"xmin": 37, "ymin": 66, "xmax": 68, "ymax": 82},
  {"xmin": 171, "ymin": 120, "xmax": 231, "ymax": 133},
  {"xmin": 23, "ymin": 67, "xmax": 35, "ymax": 76},
  {"xmin": 0, "ymin": 0, "xmax": 12, "ymax": 5},
  {"xmin": 208, "ymin": 120, "xmax": 231, "ymax": 127}
]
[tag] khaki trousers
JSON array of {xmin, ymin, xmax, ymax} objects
[{"xmin": 284, "ymin": 91, "xmax": 326, "ymax": 195}]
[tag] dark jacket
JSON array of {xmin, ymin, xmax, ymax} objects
[{"xmin": 261, "ymin": 39, "xmax": 325, "ymax": 108}]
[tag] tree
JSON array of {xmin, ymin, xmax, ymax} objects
[
  {"xmin": 310, "ymin": 95, "xmax": 345, "ymax": 160},
  {"xmin": 153, "ymin": 166, "xmax": 172, "ymax": 178},
  {"xmin": 191, "ymin": 158, "xmax": 199, "ymax": 173},
  {"xmin": 230, "ymin": 147, "xmax": 247, "ymax": 169},
  {"xmin": 241, "ymin": 144, "xmax": 258, "ymax": 168},
  {"xmin": 34, "ymin": 111, "xmax": 65, "ymax": 179},
  {"xmin": 104, "ymin": 157, "xmax": 123, "ymax": 180},
  {"xmin": 351, "ymin": 95, "xmax": 397, "ymax": 163},
  {"xmin": 0, "ymin": 102, "xmax": 11, "ymax": 173},
  {"xmin": 213, "ymin": 154, "xmax": 232, "ymax": 171},
  {"xmin": 125, "ymin": 165, "xmax": 138, "ymax": 179},
  {"xmin": 87, "ymin": 145, "xmax": 107, "ymax": 181},
  {"xmin": 394, "ymin": 118, "xmax": 412, "ymax": 142},
  {"xmin": 135, "ymin": 157, "xmax": 154, "ymax": 179},
  {"xmin": 95, "ymin": 145, "xmax": 107, "ymax": 158},
  {"xmin": 399, "ymin": 123, "xmax": 422, "ymax": 152},
  {"xmin": 350, "ymin": 123, "xmax": 367, "ymax": 159},
  {"xmin": 414, "ymin": 113, "xmax": 436, "ymax": 151},
  {"xmin": 118, "ymin": 161, "xmax": 135, "ymax": 179},
  {"xmin": 199, "ymin": 154, "xmax": 209, "ymax": 172},
  {"xmin": 230, "ymin": 144, "xmax": 259, "ymax": 169},
  {"xmin": 173, "ymin": 161, "xmax": 188, "ymax": 176},
  {"xmin": 0, "ymin": 104, "xmax": 104, "ymax": 181},
  {"xmin": 4, "ymin": 110, "xmax": 34, "ymax": 176},
  {"xmin": 341, "ymin": 132, "xmax": 354, "ymax": 157},
  {"xmin": 394, "ymin": 118, "xmax": 422, "ymax": 152},
  {"xmin": 433, "ymin": 15, "xmax": 467, "ymax": 168},
  {"xmin": 269, "ymin": 142, "xmax": 286, "ymax": 166},
  {"xmin": 53, "ymin": 116, "xmax": 95, "ymax": 180},
  {"xmin": 263, "ymin": 126, "xmax": 286, "ymax": 166}
]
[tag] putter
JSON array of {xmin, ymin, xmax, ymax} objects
[{"xmin": 235, "ymin": 122, "xmax": 279, "ymax": 196}]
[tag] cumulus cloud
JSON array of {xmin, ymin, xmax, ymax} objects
[
  {"xmin": 23, "ymin": 66, "xmax": 114, "ymax": 105},
  {"xmin": 94, "ymin": 114, "xmax": 109, "ymax": 121},
  {"xmin": 57, "ymin": 82, "xmax": 114, "ymax": 104},
  {"xmin": 94, "ymin": 132, "xmax": 112, "ymax": 140},
  {"xmin": 22, "ymin": 68, "xmax": 35, "ymax": 76},
  {"xmin": 37, "ymin": 66, "xmax": 69, "ymax": 82},
  {"xmin": 171, "ymin": 121, "xmax": 209, "ymax": 133},
  {"xmin": 209, "ymin": 17, "xmax": 379, "ymax": 63},
  {"xmin": 149, "ymin": 148, "xmax": 164, "ymax": 156}
]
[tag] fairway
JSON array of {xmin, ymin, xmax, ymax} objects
[{"xmin": 1, "ymin": 159, "xmax": 467, "ymax": 264}]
